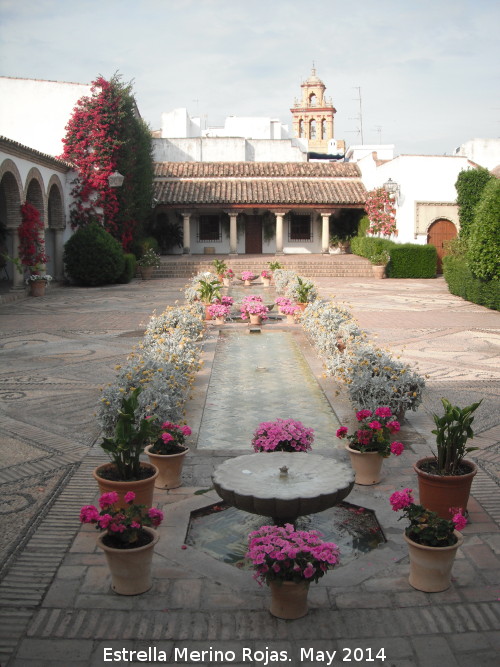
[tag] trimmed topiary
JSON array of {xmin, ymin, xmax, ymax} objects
[
  {"xmin": 443, "ymin": 255, "xmax": 500, "ymax": 311},
  {"xmin": 64, "ymin": 222, "xmax": 125, "ymax": 286},
  {"xmin": 387, "ymin": 244, "xmax": 437, "ymax": 278}
]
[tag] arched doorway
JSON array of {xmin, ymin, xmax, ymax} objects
[{"xmin": 427, "ymin": 219, "xmax": 457, "ymax": 273}]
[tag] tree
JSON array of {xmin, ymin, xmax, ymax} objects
[
  {"xmin": 59, "ymin": 74, "xmax": 154, "ymax": 250},
  {"xmin": 455, "ymin": 167, "xmax": 493, "ymax": 240},
  {"xmin": 468, "ymin": 179, "xmax": 500, "ymax": 281}
]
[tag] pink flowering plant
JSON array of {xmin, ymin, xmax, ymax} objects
[
  {"xmin": 275, "ymin": 296, "xmax": 293, "ymax": 312},
  {"xmin": 241, "ymin": 271, "xmax": 256, "ymax": 282},
  {"xmin": 246, "ymin": 524, "xmax": 340, "ymax": 585},
  {"xmin": 79, "ymin": 491, "xmax": 164, "ymax": 548},
  {"xmin": 281, "ymin": 302, "xmax": 301, "ymax": 317},
  {"xmin": 336, "ymin": 406, "xmax": 404, "ymax": 458},
  {"xmin": 252, "ymin": 418, "xmax": 314, "ymax": 452},
  {"xmin": 261, "ymin": 270, "xmax": 272, "ymax": 279},
  {"xmin": 148, "ymin": 421, "xmax": 192, "ymax": 455},
  {"xmin": 240, "ymin": 295, "xmax": 269, "ymax": 321},
  {"xmin": 390, "ymin": 488, "xmax": 467, "ymax": 547},
  {"xmin": 207, "ymin": 302, "xmax": 231, "ymax": 320},
  {"xmin": 224, "ymin": 268, "xmax": 235, "ymax": 279}
]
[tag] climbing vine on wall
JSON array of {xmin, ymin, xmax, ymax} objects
[
  {"xmin": 59, "ymin": 73, "xmax": 154, "ymax": 250},
  {"xmin": 18, "ymin": 202, "xmax": 48, "ymax": 272},
  {"xmin": 364, "ymin": 188, "xmax": 397, "ymax": 237}
]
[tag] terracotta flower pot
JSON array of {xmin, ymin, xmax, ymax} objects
[
  {"xmin": 204, "ymin": 304, "xmax": 213, "ymax": 320},
  {"xmin": 249, "ymin": 314, "xmax": 262, "ymax": 325},
  {"xmin": 404, "ymin": 531, "xmax": 463, "ymax": 592},
  {"xmin": 97, "ymin": 526, "xmax": 159, "ymax": 595},
  {"xmin": 413, "ymin": 457, "xmax": 477, "ymax": 519},
  {"xmin": 92, "ymin": 462, "xmax": 158, "ymax": 509},
  {"xmin": 346, "ymin": 444, "xmax": 384, "ymax": 485},
  {"xmin": 140, "ymin": 266, "xmax": 154, "ymax": 280},
  {"xmin": 29, "ymin": 280, "xmax": 46, "ymax": 297},
  {"xmin": 286, "ymin": 314, "xmax": 296, "ymax": 324},
  {"xmin": 262, "ymin": 277, "xmax": 271, "ymax": 286},
  {"xmin": 372, "ymin": 265, "xmax": 385, "ymax": 279},
  {"xmin": 144, "ymin": 445, "xmax": 188, "ymax": 489},
  {"xmin": 296, "ymin": 302, "xmax": 307, "ymax": 312},
  {"xmin": 215, "ymin": 316, "xmax": 225, "ymax": 325},
  {"xmin": 269, "ymin": 580, "xmax": 310, "ymax": 619}
]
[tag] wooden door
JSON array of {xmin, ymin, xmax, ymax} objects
[
  {"xmin": 427, "ymin": 219, "xmax": 457, "ymax": 273},
  {"xmin": 245, "ymin": 216, "xmax": 263, "ymax": 254}
]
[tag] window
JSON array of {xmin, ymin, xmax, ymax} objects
[
  {"xmin": 198, "ymin": 215, "xmax": 221, "ymax": 242},
  {"xmin": 289, "ymin": 214, "xmax": 312, "ymax": 241},
  {"xmin": 321, "ymin": 119, "xmax": 327, "ymax": 140},
  {"xmin": 299, "ymin": 119, "xmax": 304, "ymax": 138},
  {"xmin": 310, "ymin": 119, "xmax": 316, "ymax": 139}
]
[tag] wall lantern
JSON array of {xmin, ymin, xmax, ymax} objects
[
  {"xmin": 383, "ymin": 178, "xmax": 401, "ymax": 203},
  {"xmin": 108, "ymin": 170, "xmax": 125, "ymax": 188}
]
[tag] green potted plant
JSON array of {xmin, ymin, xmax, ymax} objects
[
  {"xmin": 80, "ymin": 491, "xmax": 164, "ymax": 595},
  {"xmin": 144, "ymin": 421, "xmax": 192, "ymax": 489},
  {"xmin": 370, "ymin": 250, "xmax": 390, "ymax": 279},
  {"xmin": 413, "ymin": 398, "xmax": 481, "ymax": 518},
  {"xmin": 246, "ymin": 524, "xmax": 340, "ymax": 619},
  {"xmin": 211, "ymin": 258, "xmax": 227, "ymax": 281},
  {"xmin": 286, "ymin": 276, "xmax": 318, "ymax": 310},
  {"xmin": 390, "ymin": 488, "xmax": 467, "ymax": 592},
  {"xmin": 137, "ymin": 246, "xmax": 160, "ymax": 280},
  {"xmin": 92, "ymin": 387, "xmax": 159, "ymax": 508},
  {"xmin": 196, "ymin": 278, "xmax": 222, "ymax": 319}
]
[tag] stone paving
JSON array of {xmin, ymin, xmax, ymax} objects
[{"xmin": 0, "ymin": 274, "xmax": 499, "ymax": 667}]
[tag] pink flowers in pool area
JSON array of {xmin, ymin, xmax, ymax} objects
[
  {"xmin": 336, "ymin": 406, "xmax": 405, "ymax": 458},
  {"xmin": 246, "ymin": 524, "xmax": 340, "ymax": 585},
  {"xmin": 251, "ymin": 418, "xmax": 314, "ymax": 452}
]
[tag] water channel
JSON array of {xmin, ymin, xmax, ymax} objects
[{"xmin": 187, "ymin": 283, "xmax": 386, "ymax": 566}]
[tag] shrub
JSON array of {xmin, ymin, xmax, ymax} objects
[
  {"xmin": 468, "ymin": 179, "xmax": 500, "ymax": 281},
  {"xmin": 455, "ymin": 167, "xmax": 494, "ymax": 240},
  {"xmin": 64, "ymin": 222, "xmax": 125, "ymax": 286},
  {"xmin": 387, "ymin": 244, "xmax": 437, "ymax": 278},
  {"xmin": 350, "ymin": 236, "xmax": 395, "ymax": 260},
  {"xmin": 116, "ymin": 253, "xmax": 137, "ymax": 283},
  {"xmin": 443, "ymin": 255, "xmax": 500, "ymax": 311}
]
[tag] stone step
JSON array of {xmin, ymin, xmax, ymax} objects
[{"xmin": 148, "ymin": 255, "xmax": 373, "ymax": 278}]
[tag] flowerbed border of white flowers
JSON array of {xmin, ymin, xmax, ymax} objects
[
  {"xmin": 274, "ymin": 268, "xmax": 425, "ymax": 414},
  {"xmin": 97, "ymin": 301, "xmax": 205, "ymax": 435}
]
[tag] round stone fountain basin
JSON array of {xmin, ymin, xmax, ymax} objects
[{"xmin": 212, "ymin": 452, "xmax": 355, "ymax": 522}]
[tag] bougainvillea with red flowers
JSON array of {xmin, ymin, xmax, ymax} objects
[
  {"xmin": 18, "ymin": 202, "xmax": 48, "ymax": 272},
  {"xmin": 364, "ymin": 187, "xmax": 397, "ymax": 237},
  {"xmin": 59, "ymin": 74, "xmax": 153, "ymax": 250}
]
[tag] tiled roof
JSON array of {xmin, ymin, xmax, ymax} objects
[
  {"xmin": 154, "ymin": 161, "xmax": 361, "ymax": 178},
  {"xmin": 153, "ymin": 162, "xmax": 366, "ymax": 206}
]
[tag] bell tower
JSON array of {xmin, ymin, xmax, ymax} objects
[{"xmin": 290, "ymin": 66, "xmax": 336, "ymax": 154}]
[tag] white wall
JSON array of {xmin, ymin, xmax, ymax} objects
[
  {"xmin": 454, "ymin": 138, "xmax": 500, "ymax": 170},
  {"xmin": 0, "ymin": 77, "xmax": 91, "ymax": 157},
  {"xmin": 153, "ymin": 136, "xmax": 307, "ymax": 162},
  {"xmin": 356, "ymin": 153, "xmax": 475, "ymax": 243}
]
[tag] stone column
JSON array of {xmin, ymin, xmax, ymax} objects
[
  {"xmin": 181, "ymin": 212, "xmax": 191, "ymax": 254},
  {"xmin": 272, "ymin": 210, "xmax": 288, "ymax": 255},
  {"xmin": 229, "ymin": 212, "xmax": 238, "ymax": 256},
  {"xmin": 53, "ymin": 229, "xmax": 65, "ymax": 281},
  {"xmin": 320, "ymin": 212, "xmax": 331, "ymax": 254},
  {"xmin": 6, "ymin": 228, "xmax": 24, "ymax": 290}
]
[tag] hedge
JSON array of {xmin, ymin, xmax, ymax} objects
[
  {"xmin": 386, "ymin": 244, "xmax": 437, "ymax": 278},
  {"xmin": 63, "ymin": 222, "xmax": 125, "ymax": 286},
  {"xmin": 350, "ymin": 236, "xmax": 395, "ymax": 259},
  {"xmin": 443, "ymin": 255, "xmax": 500, "ymax": 311},
  {"xmin": 116, "ymin": 253, "xmax": 137, "ymax": 284}
]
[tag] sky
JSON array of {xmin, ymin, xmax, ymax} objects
[{"xmin": 1, "ymin": 0, "xmax": 499, "ymax": 156}]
